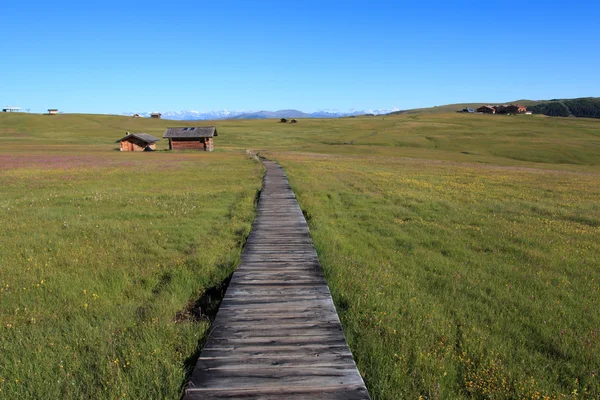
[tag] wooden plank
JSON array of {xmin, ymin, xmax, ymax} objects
[
  {"xmin": 196, "ymin": 353, "xmax": 356, "ymax": 370},
  {"xmin": 198, "ymin": 344, "xmax": 352, "ymax": 360},
  {"xmin": 183, "ymin": 160, "xmax": 369, "ymax": 399},
  {"xmin": 209, "ymin": 324, "xmax": 345, "ymax": 339},
  {"xmin": 186, "ymin": 386, "xmax": 369, "ymax": 400},
  {"xmin": 224, "ymin": 287, "xmax": 331, "ymax": 296},
  {"xmin": 189, "ymin": 366, "xmax": 364, "ymax": 390}
]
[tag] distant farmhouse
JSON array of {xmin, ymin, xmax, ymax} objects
[
  {"xmin": 163, "ymin": 126, "xmax": 217, "ymax": 151},
  {"xmin": 476, "ymin": 104, "xmax": 527, "ymax": 114},
  {"xmin": 2, "ymin": 107, "xmax": 21, "ymax": 112},
  {"xmin": 48, "ymin": 109, "xmax": 58, "ymax": 115},
  {"xmin": 150, "ymin": 112, "xmax": 162, "ymax": 119},
  {"xmin": 477, "ymin": 105, "xmax": 496, "ymax": 114},
  {"xmin": 497, "ymin": 104, "xmax": 527, "ymax": 114},
  {"xmin": 116, "ymin": 132, "xmax": 160, "ymax": 151}
]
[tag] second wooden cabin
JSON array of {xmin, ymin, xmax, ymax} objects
[
  {"xmin": 116, "ymin": 132, "xmax": 160, "ymax": 151},
  {"xmin": 163, "ymin": 126, "xmax": 218, "ymax": 151}
]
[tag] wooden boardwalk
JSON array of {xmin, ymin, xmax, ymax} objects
[{"xmin": 184, "ymin": 161, "xmax": 370, "ymax": 399}]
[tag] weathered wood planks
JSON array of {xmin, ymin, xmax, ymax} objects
[{"xmin": 184, "ymin": 161, "xmax": 369, "ymax": 399}]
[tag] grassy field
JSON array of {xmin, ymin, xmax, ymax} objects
[
  {"xmin": 272, "ymin": 153, "xmax": 599, "ymax": 399},
  {"xmin": 0, "ymin": 149, "xmax": 263, "ymax": 398},
  {"xmin": 1, "ymin": 112, "xmax": 599, "ymax": 398}
]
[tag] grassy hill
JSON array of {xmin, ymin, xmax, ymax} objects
[
  {"xmin": 1, "ymin": 112, "xmax": 599, "ymax": 399},
  {"xmin": 389, "ymin": 97, "xmax": 600, "ymax": 117},
  {"xmin": 388, "ymin": 99, "xmax": 540, "ymax": 115},
  {"xmin": 2, "ymin": 111, "xmax": 599, "ymax": 167}
]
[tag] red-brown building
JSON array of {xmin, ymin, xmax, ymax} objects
[
  {"xmin": 163, "ymin": 126, "xmax": 218, "ymax": 151},
  {"xmin": 495, "ymin": 104, "xmax": 527, "ymax": 114},
  {"xmin": 116, "ymin": 132, "xmax": 160, "ymax": 151},
  {"xmin": 477, "ymin": 105, "xmax": 496, "ymax": 114},
  {"xmin": 506, "ymin": 104, "xmax": 527, "ymax": 113}
]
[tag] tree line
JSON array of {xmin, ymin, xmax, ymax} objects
[{"xmin": 530, "ymin": 98, "xmax": 600, "ymax": 118}]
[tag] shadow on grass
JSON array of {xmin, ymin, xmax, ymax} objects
[
  {"xmin": 178, "ymin": 272, "xmax": 233, "ymax": 397},
  {"xmin": 179, "ymin": 185, "xmax": 263, "ymax": 397}
]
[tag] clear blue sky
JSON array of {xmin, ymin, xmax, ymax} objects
[{"xmin": 1, "ymin": 0, "xmax": 599, "ymax": 114}]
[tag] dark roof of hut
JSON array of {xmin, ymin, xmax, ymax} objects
[
  {"xmin": 115, "ymin": 133, "xmax": 160, "ymax": 144},
  {"xmin": 162, "ymin": 126, "xmax": 218, "ymax": 138}
]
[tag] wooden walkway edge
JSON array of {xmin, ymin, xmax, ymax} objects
[{"xmin": 184, "ymin": 160, "xmax": 370, "ymax": 399}]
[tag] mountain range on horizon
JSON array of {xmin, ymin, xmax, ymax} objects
[
  {"xmin": 122, "ymin": 108, "xmax": 401, "ymax": 120},
  {"xmin": 121, "ymin": 97, "xmax": 600, "ymax": 120}
]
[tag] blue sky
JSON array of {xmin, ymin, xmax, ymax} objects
[{"xmin": 1, "ymin": 0, "xmax": 599, "ymax": 114}]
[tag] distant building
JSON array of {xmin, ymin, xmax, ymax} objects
[
  {"xmin": 495, "ymin": 104, "xmax": 527, "ymax": 114},
  {"xmin": 508, "ymin": 104, "xmax": 527, "ymax": 113},
  {"xmin": 280, "ymin": 118, "xmax": 287, "ymax": 123},
  {"xmin": 116, "ymin": 132, "xmax": 160, "ymax": 152},
  {"xmin": 48, "ymin": 109, "xmax": 58, "ymax": 115},
  {"xmin": 458, "ymin": 108, "xmax": 475, "ymax": 113},
  {"xmin": 290, "ymin": 119, "xmax": 298, "ymax": 123},
  {"xmin": 132, "ymin": 113, "xmax": 141, "ymax": 118},
  {"xmin": 150, "ymin": 112, "xmax": 162, "ymax": 119},
  {"xmin": 2, "ymin": 107, "xmax": 21, "ymax": 112},
  {"xmin": 477, "ymin": 105, "xmax": 496, "ymax": 114},
  {"xmin": 163, "ymin": 126, "xmax": 218, "ymax": 151}
]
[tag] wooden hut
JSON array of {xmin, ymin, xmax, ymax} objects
[
  {"xmin": 502, "ymin": 104, "xmax": 527, "ymax": 114},
  {"xmin": 116, "ymin": 132, "xmax": 160, "ymax": 152},
  {"xmin": 162, "ymin": 126, "xmax": 218, "ymax": 151},
  {"xmin": 476, "ymin": 105, "xmax": 496, "ymax": 114},
  {"xmin": 150, "ymin": 112, "xmax": 162, "ymax": 119},
  {"xmin": 290, "ymin": 119, "xmax": 298, "ymax": 123}
]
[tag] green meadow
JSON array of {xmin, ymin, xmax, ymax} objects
[{"xmin": 1, "ymin": 112, "xmax": 599, "ymax": 398}]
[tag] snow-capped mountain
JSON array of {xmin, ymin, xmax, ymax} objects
[
  {"xmin": 123, "ymin": 110, "xmax": 249, "ymax": 120},
  {"xmin": 122, "ymin": 108, "xmax": 401, "ymax": 120}
]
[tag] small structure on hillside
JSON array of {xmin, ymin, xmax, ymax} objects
[
  {"xmin": 496, "ymin": 104, "xmax": 527, "ymax": 114},
  {"xmin": 458, "ymin": 108, "xmax": 475, "ymax": 113},
  {"xmin": 280, "ymin": 118, "xmax": 287, "ymax": 123},
  {"xmin": 48, "ymin": 109, "xmax": 58, "ymax": 115},
  {"xmin": 290, "ymin": 119, "xmax": 298, "ymax": 123},
  {"xmin": 163, "ymin": 126, "xmax": 218, "ymax": 151},
  {"xmin": 477, "ymin": 105, "xmax": 496, "ymax": 114},
  {"xmin": 132, "ymin": 113, "xmax": 141, "ymax": 118},
  {"xmin": 116, "ymin": 132, "xmax": 160, "ymax": 152},
  {"xmin": 150, "ymin": 112, "xmax": 162, "ymax": 119},
  {"xmin": 2, "ymin": 107, "xmax": 21, "ymax": 112}
]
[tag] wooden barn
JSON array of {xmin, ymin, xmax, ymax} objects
[
  {"xmin": 502, "ymin": 104, "xmax": 527, "ymax": 114},
  {"xmin": 163, "ymin": 126, "xmax": 218, "ymax": 151},
  {"xmin": 150, "ymin": 112, "xmax": 162, "ymax": 119},
  {"xmin": 116, "ymin": 132, "xmax": 160, "ymax": 152},
  {"xmin": 477, "ymin": 105, "xmax": 496, "ymax": 114}
]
